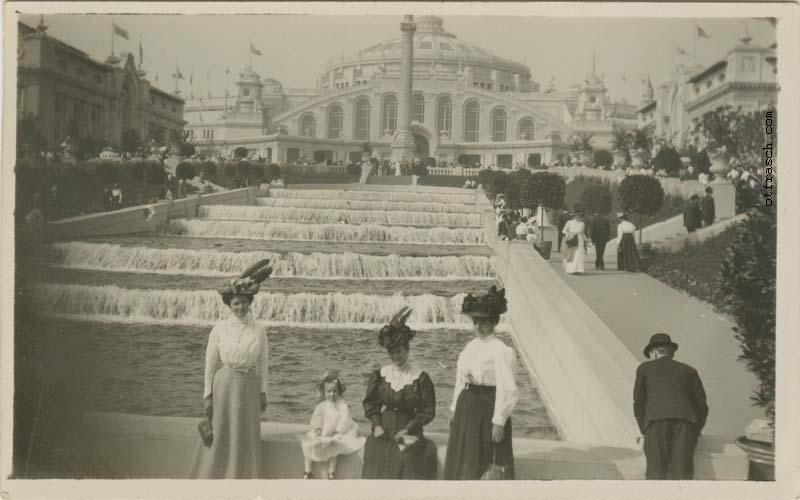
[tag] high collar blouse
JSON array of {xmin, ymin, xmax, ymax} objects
[
  {"xmin": 449, "ymin": 334, "xmax": 520, "ymax": 427},
  {"xmin": 616, "ymin": 220, "xmax": 637, "ymax": 243},
  {"xmin": 203, "ymin": 313, "xmax": 269, "ymax": 399}
]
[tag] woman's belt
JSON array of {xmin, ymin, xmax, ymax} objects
[
  {"xmin": 466, "ymin": 383, "xmax": 496, "ymax": 393},
  {"xmin": 222, "ymin": 364, "xmax": 256, "ymax": 374}
]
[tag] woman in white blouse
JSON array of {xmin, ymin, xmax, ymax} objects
[
  {"xmin": 615, "ymin": 212, "xmax": 641, "ymax": 271},
  {"xmin": 188, "ymin": 260, "xmax": 272, "ymax": 479},
  {"xmin": 444, "ymin": 286, "xmax": 519, "ymax": 480},
  {"xmin": 562, "ymin": 210, "xmax": 588, "ymax": 275}
]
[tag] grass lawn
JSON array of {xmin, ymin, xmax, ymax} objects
[{"xmin": 645, "ymin": 226, "xmax": 737, "ymax": 312}]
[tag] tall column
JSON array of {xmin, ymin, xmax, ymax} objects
[{"xmin": 392, "ymin": 15, "xmax": 416, "ymax": 169}]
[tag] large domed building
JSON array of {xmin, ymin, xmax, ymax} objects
[{"xmin": 184, "ymin": 15, "xmax": 636, "ymax": 166}]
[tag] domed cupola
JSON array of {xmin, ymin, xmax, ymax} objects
[{"xmin": 234, "ymin": 67, "xmax": 264, "ymax": 114}]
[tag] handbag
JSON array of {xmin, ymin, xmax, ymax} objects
[
  {"xmin": 198, "ymin": 416, "xmax": 213, "ymax": 447},
  {"xmin": 565, "ymin": 234, "xmax": 578, "ymax": 248},
  {"xmin": 480, "ymin": 444, "xmax": 509, "ymax": 480}
]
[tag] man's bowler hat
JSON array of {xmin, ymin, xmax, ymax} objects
[{"xmin": 643, "ymin": 333, "xmax": 679, "ymax": 358}]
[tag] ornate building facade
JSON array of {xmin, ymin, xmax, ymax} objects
[
  {"xmin": 17, "ymin": 21, "xmax": 185, "ymax": 149},
  {"xmin": 184, "ymin": 16, "xmax": 636, "ymax": 167},
  {"xmin": 637, "ymin": 38, "xmax": 778, "ymax": 144}
]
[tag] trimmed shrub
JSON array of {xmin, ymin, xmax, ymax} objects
[
  {"xmin": 237, "ymin": 161, "xmax": 253, "ymax": 180},
  {"xmin": 234, "ymin": 147, "xmax": 248, "ymax": 159},
  {"xmin": 96, "ymin": 163, "xmax": 120, "ymax": 186},
  {"xmin": 618, "ymin": 175, "xmax": 665, "ymax": 241},
  {"xmin": 580, "ymin": 183, "xmax": 613, "ymax": 215},
  {"xmin": 653, "ymin": 145, "xmax": 682, "ymax": 177},
  {"xmin": 411, "ymin": 164, "xmax": 429, "ymax": 177},
  {"xmin": 521, "ymin": 171, "xmax": 566, "ymax": 209},
  {"xmin": 146, "ymin": 162, "xmax": 167, "ymax": 186},
  {"xmin": 266, "ymin": 163, "xmax": 282, "ymax": 181},
  {"xmin": 593, "ymin": 149, "xmax": 613, "ymax": 169},
  {"xmin": 175, "ymin": 162, "xmax": 196, "ymax": 181},
  {"xmin": 346, "ymin": 163, "xmax": 361, "ymax": 177},
  {"xmin": 201, "ymin": 161, "xmax": 217, "ymax": 177},
  {"xmin": 180, "ymin": 142, "xmax": 196, "ymax": 158},
  {"xmin": 719, "ymin": 207, "xmax": 776, "ymax": 423},
  {"xmin": 223, "ymin": 161, "xmax": 238, "ymax": 178}
]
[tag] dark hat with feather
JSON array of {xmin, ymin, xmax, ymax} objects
[
  {"xmin": 218, "ymin": 259, "xmax": 273, "ymax": 301},
  {"xmin": 378, "ymin": 306, "xmax": 416, "ymax": 350},
  {"xmin": 462, "ymin": 285, "xmax": 507, "ymax": 318}
]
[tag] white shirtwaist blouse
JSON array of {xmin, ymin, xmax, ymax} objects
[
  {"xmin": 203, "ymin": 313, "xmax": 269, "ymax": 399},
  {"xmin": 450, "ymin": 335, "xmax": 520, "ymax": 426},
  {"xmin": 616, "ymin": 220, "xmax": 637, "ymax": 244}
]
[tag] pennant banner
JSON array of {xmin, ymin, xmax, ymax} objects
[
  {"xmin": 112, "ymin": 22, "xmax": 129, "ymax": 40},
  {"xmin": 250, "ymin": 42, "xmax": 263, "ymax": 56}
]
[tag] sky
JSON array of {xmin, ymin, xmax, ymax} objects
[{"xmin": 19, "ymin": 12, "xmax": 777, "ymax": 105}]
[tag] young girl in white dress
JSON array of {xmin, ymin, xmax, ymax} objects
[{"xmin": 301, "ymin": 371, "xmax": 364, "ymax": 479}]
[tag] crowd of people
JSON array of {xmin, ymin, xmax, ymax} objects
[{"xmin": 189, "ymin": 262, "xmax": 521, "ymax": 480}]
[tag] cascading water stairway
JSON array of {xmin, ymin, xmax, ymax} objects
[
  {"xmin": 44, "ymin": 242, "xmax": 497, "ymax": 279},
  {"xmin": 268, "ymin": 189, "xmax": 477, "ymax": 204},
  {"xmin": 32, "ymin": 283, "xmax": 491, "ymax": 329},
  {"xmin": 254, "ymin": 197, "xmax": 480, "ymax": 214},
  {"xmin": 163, "ymin": 219, "xmax": 485, "ymax": 245},
  {"xmin": 198, "ymin": 205, "xmax": 483, "ymax": 227}
]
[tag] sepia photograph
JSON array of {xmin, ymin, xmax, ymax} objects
[{"xmin": 2, "ymin": 2, "xmax": 798, "ymax": 499}]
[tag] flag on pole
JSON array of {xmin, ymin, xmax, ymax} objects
[
  {"xmin": 250, "ymin": 42, "xmax": 262, "ymax": 56},
  {"xmin": 174, "ymin": 64, "xmax": 184, "ymax": 80},
  {"xmin": 155, "ymin": 73, "xmax": 159, "ymax": 85},
  {"xmin": 696, "ymin": 24, "xmax": 710, "ymax": 38},
  {"xmin": 112, "ymin": 22, "xmax": 129, "ymax": 40},
  {"xmin": 138, "ymin": 37, "xmax": 144, "ymax": 66}
]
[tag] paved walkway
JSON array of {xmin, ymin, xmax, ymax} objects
[{"xmin": 549, "ymin": 248, "xmax": 762, "ymax": 441}]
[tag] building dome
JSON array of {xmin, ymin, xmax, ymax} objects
[
  {"xmin": 238, "ymin": 67, "xmax": 262, "ymax": 83},
  {"xmin": 322, "ymin": 15, "xmax": 531, "ymax": 84}
]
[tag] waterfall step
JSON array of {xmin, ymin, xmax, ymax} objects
[
  {"xmin": 254, "ymin": 197, "xmax": 480, "ymax": 214},
  {"xmin": 35, "ymin": 267, "xmax": 496, "ymax": 296},
  {"xmin": 29, "ymin": 283, "xmax": 504, "ymax": 329},
  {"xmin": 268, "ymin": 188, "xmax": 477, "ymax": 205},
  {"xmin": 71, "ymin": 236, "xmax": 496, "ymax": 257},
  {"xmin": 163, "ymin": 219, "xmax": 485, "ymax": 246}
]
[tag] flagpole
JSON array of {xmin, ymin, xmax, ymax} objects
[{"xmin": 111, "ymin": 20, "xmax": 115, "ymax": 58}]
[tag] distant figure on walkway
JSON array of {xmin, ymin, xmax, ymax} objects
[
  {"xmin": 683, "ymin": 195, "xmax": 702, "ymax": 233},
  {"xmin": 188, "ymin": 260, "xmax": 273, "ymax": 479},
  {"xmin": 616, "ymin": 212, "xmax": 640, "ymax": 271},
  {"xmin": 589, "ymin": 213, "xmax": 611, "ymax": 270},
  {"xmin": 361, "ymin": 307, "xmax": 438, "ymax": 479},
  {"xmin": 445, "ymin": 286, "xmax": 518, "ymax": 480},
  {"xmin": 701, "ymin": 187, "xmax": 715, "ymax": 227},
  {"xmin": 110, "ymin": 183, "xmax": 123, "ymax": 210},
  {"xmin": 556, "ymin": 209, "xmax": 569, "ymax": 252},
  {"xmin": 634, "ymin": 333, "xmax": 708, "ymax": 480},
  {"xmin": 562, "ymin": 210, "xmax": 587, "ymax": 275},
  {"xmin": 301, "ymin": 371, "xmax": 364, "ymax": 479}
]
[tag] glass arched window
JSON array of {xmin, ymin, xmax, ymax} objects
[
  {"xmin": 492, "ymin": 109, "xmax": 507, "ymax": 142},
  {"xmin": 518, "ymin": 119, "xmax": 534, "ymax": 140},
  {"xmin": 354, "ymin": 99, "xmax": 370, "ymax": 140},
  {"xmin": 327, "ymin": 105, "xmax": 343, "ymax": 139},
  {"xmin": 301, "ymin": 115, "xmax": 316, "ymax": 138},
  {"xmin": 413, "ymin": 95, "xmax": 425, "ymax": 123},
  {"xmin": 382, "ymin": 95, "xmax": 398, "ymax": 134},
  {"xmin": 464, "ymin": 100, "xmax": 480, "ymax": 142},
  {"xmin": 437, "ymin": 96, "xmax": 453, "ymax": 137}
]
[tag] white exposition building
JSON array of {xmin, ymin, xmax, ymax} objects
[{"xmin": 183, "ymin": 16, "xmax": 637, "ymax": 167}]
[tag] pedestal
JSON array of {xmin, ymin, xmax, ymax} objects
[{"xmin": 712, "ymin": 181, "xmax": 736, "ymax": 220}]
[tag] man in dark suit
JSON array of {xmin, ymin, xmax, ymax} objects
[
  {"xmin": 589, "ymin": 213, "xmax": 611, "ymax": 270},
  {"xmin": 700, "ymin": 187, "xmax": 715, "ymax": 227},
  {"xmin": 633, "ymin": 333, "xmax": 708, "ymax": 480}
]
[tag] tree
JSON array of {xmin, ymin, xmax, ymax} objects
[
  {"xmin": 180, "ymin": 142, "xmax": 196, "ymax": 158},
  {"xmin": 477, "ymin": 170, "xmax": 510, "ymax": 200},
  {"xmin": 692, "ymin": 105, "xmax": 765, "ymax": 170},
  {"xmin": 593, "ymin": 149, "xmax": 613, "ymax": 169},
  {"xmin": 611, "ymin": 124, "xmax": 631, "ymax": 152},
  {"xmin": 411, "ymin": 164, "xmax": 429, "ymax": 177},
  {"xmin": 630, "ymin": 128, "xmax": 654, "ymax": 163},
  {"xmin": 570, "ymin": 132, "xmax": 594, "ymax": 153},
  {"xmin": 652, "ymin": 145, "xmax": 682, "ymax": 177},
  {"xmin": 579, "ymin": 183, "xmax": 613, "ymax": 215},
  {"xmin": 266, "ymin": 163, "xmax": 282, "ymax": 181},
  {"xmin": 520, "ymin": 171, "xmax": 566, "ymax": 210},
  {"xmin": 503, "ymin": 169, "xmax": 531, "ymax": 209},
  {"xmin": 17, "ymin": 113, "xmax": 47, "ymax": 159},
  {"xmin": 618, "ymin": 175, "xmax": 664, "ymax": 243},
  {"xmin": 120, "ymin": 128, "xmax": 142, "ymax": 155},
  {"xmin": 234, "ymin": 147, "xmax": 248, "ymax": 159},
  {"xmin": 719, "ymin": 207, "xmax": 776, "ymax": 425},
  {"xmin": 201, "ymin": 161, "xmax": 217, "ymax": 177},
  {"xmin": 237, "ymin": 161, "xmax": 253, "ymax": 180},
  {"xmin": 175, "ymin": 162, "xmax": 196, "ymax": 182},
  {"xmin": 146, "ymin": 161, "xmax": 167, "ymax": 186},
  {"xmin": 346, "ymin": 162, "xmax": 361, "ymax": 178}
]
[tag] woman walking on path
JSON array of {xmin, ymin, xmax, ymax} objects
[
  {"xmin": 562, "ymin": 210, "xmax": 588, "ymax": 275},
  {"xmin": 188, "ymin": 260, "xmax": 272, "ymax": 479},
  {"xmin": 616, "ymin": 212, "xmax": 641, "ymax": 271},
  {"xmin": 361, "ymin": 307, "xmax": 439, "ymax": 479},
  {"xmin": 444, "ymin": 286, "xmax": 519, "ymax": 480}
]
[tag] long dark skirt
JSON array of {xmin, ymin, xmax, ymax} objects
[
  {"xmin": 361, "ymin": 409, "xmax": 438, "ymax": 479},
  {"xmin": 617, "ymin": 233, "xmax": 640, "ymax": 271},
  {"xmin": 188, "ymin": 367, "xmax": 262, "ymax": 479},
  {"xmin": 443, "ymin": 385, "xmax": 514, "ymax": 480}
]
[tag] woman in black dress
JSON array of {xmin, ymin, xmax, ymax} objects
[
  {"xmin": 361, "ymin": 307, "xmax": 438, "ymax": 479},
  {"xmin": 444, "ymin": 286, "xmax": 519, "ymax": 480}
]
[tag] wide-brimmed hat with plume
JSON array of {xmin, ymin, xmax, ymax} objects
[
  {"xmin": 462, "ymin": 285, "xmax": 508, "ymax": 318},
  {"xmin": 378, "ymin": 306, "xmax": 416, "ymax": 350},
  {"xmin": 218, "ymin": 259, "xmax": 273, "ymax": 297}
]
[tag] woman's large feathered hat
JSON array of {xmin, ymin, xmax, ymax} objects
[
  {"xmin": 378, "ymin": 306, "xmax": 416, "ymax": 349},
  {"xmin": 462, "ymin": 286, "xmax": 507, "ymax": 318},
  {"xmin": 218, "ymin": 259, "xmax": 273, "ymax": 297}
]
